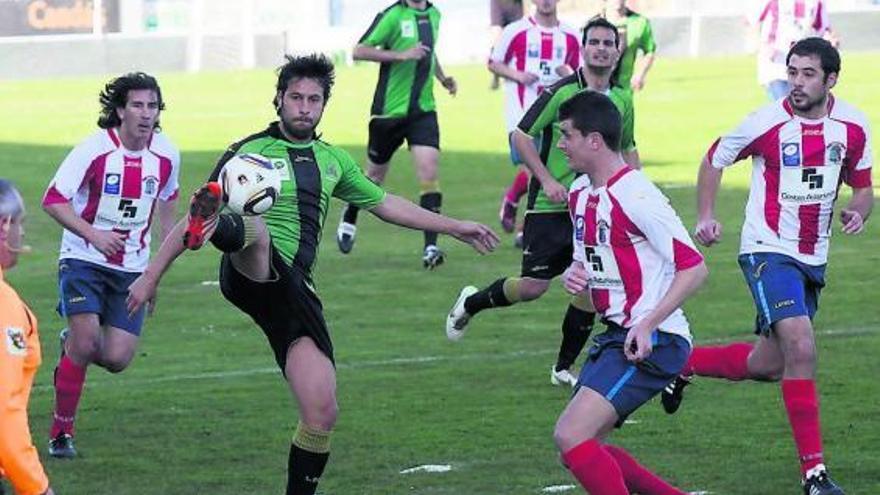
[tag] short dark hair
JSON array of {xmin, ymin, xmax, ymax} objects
[
  {"xmin": 582, "ymin": 16, "xmax": 619, "ymax": 49},
  {"xmin": 786, "ymin": 37, "xmax": 841, "ymax": 79},
  {"xmin": 97, "ymin": 72, "xmax": 164, "ymax": 130},
  {"xmin": 274, "ymin": 53, "xmax": 336, "ymax": 108},
  {"xmin": 558, "ymin": 91, "xmax": 622, "ymax": 152}
]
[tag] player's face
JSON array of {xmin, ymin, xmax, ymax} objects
[
  {"xmin": 582, "ymin": 27, "xmax": 619, "ymax": 70},
  {"xmin": 116, "ymin": 89, "xmax": 160, "ymax": 146},
  {"xmin": 0, "ymin": 212, "xmax": 25, "ymax": 269},
  {"xmin": 532, "ymin": 0, "xmax": 558, "ymax": 16},
  {"xmin": 787, "ymin": 53, "xmax": 837, "ymax": 114},
  {"xmin": 558, "ymin": 119, "xmax": 595, "ymax": 172},
  {"xmin": 278, "ymin": 77, "xmax": 326, "ymax": 141}
]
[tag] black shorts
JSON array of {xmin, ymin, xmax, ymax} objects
[
  {"xmin": 367, "ymin": 111, "xmax": 440, "ymax": 164},
  {"xmin": 520, "ymin": 211, "xmax": 573, "ymax": 280},
  {"xmin": 219, "ymin": 244, "xmax": 334, "ymax": 372}
]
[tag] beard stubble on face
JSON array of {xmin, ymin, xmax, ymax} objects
[{"xmin": 281, "ymin": 118, "xmax": 317, "ymax": 141}]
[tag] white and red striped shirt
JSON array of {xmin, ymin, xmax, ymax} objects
[
  {"xmin": 569, "ymin": 168, "xmax": 704, "ymax": 341},
  {"xmin": 489, "ymin": 16, "xmax": 580, "ymax": 131},
  {"xmin": 750, "ymin": 0, "xmax": 831, "ymax": 85},
  {"xmin": 43, "ymin": 128, "xmax": 180, "ymax": 272},
  {"xmin": 708, "ymin": 96, "xmax": 872, "ymax": 266}
]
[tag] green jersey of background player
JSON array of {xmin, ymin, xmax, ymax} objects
[
  {"xmin": 337, "ymin": 0, "xmax": 458, "ymax": 269},
  {"xmin": 603, "ymin": 0, "xmax": 657, "ymax": 92},
  {"xmin": 446, "ymin": 17, "xmax": 640, "ymax": 391},
  {"xmin": 126, "ymin": 54, "xmax": 498, "ymax": 495}
]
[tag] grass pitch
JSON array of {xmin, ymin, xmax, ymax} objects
[{"xmin": 0, "ymin": 52, "xmax": 878, "ymax": 494}]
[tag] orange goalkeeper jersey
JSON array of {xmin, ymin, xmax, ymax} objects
[{"xmin": 0, "ymin": 265, "xmax": 49, "ymax": 495}]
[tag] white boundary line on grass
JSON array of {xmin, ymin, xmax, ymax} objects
[{"xmin": 32, "ymin": 324, "xmax": 880, "ymax": 393}]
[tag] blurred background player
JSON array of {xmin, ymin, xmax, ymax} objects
[
  {"xmin": 555, "ymin": 90, "xmax": 706, "ymax": 495},
  {"xmin": 748, "ymin": 0, "xmax": 838, "ymax": 100},
  {"xmin": 126, "ymin": 54, "xmax": 498, "ymax": 495},
  {"xmin": 337, "ymin": 0, "xmax": 458, "ymax": 269},
  {"xmin": 601, "ymin": 0, "xmax": 657, "ymax": 93},
  {"xmin": 0, "ymin": 180, "xmax": 56, "ymax": 495},
  {"xmin": 664, "ymin": 38, "xmax": 871, "ymax": 495},
  {"xmin": 447, "ymin": 17, "xmax": 639, "ymax": 388},
  {"xmin": 489, "ymin": 0, "xmax": 580, "ymax": 246},
  {"xmin": 41, "ymin": 72, "xmax": 180, "ymax": 458},
  {"xmin": 489, "ymin": 0, "xmax": 526, "ymax": 90}
]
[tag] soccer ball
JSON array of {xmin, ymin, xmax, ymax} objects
[{"xmin": 219, "ymin": 153, "xmax": 282, "ymax": 216}]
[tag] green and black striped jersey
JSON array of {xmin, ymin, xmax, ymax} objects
[
  {"xmin": 210, "ymin": 123, "xmax": 386, "ymax": 274},
  {"xmin": 359, "ymin": 1, "xmax": 442, "ymax": 117}
]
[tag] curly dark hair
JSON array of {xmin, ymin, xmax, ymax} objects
[
  {"xmin": 273, "ymin": 53, "xmax": 336, "ymax": 110},
  {"xmin": 97, "ymin": 72, "xmax": 165, "ymax": 130}
]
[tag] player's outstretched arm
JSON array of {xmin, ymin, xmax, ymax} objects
[
  {"xmin": 369, "ymin": 194, "xmax": 499, "ymax": 254},
  {"xmin": 624, "ymin": 261, "xmax": 708, "ymax": 363},
  {"xmin": 125, "ymin": 216, "xmax": 190, "ymax": 316},
  {"xmin": 694, "ymin": 155, "xmax": 724, "ymax": 246}
]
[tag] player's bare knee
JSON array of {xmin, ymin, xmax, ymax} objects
[
  {"xmin": 519, "ymin": 280, "xmax": 549, "ymax": 301},
  {"xmin": 101, "ymin": 357, "xmax": 131, "ymax": 374},
  {"xmin": 67, "ymin": 336, "xmax": 102, "ymax": 364},
  {"xmin": 782, "ymin": 338, "xmax": 817, "ymax": 370},
  {"xmin": 553, "ymin": 418, "xmax": 594, "ymax": 453},
  {"xmin": 303, "ymin": 400, "xmax": 338, "ymax": 431},
  {"xmin": 748, "ymin": 360, "xmax": 783, "ymax": 381}
]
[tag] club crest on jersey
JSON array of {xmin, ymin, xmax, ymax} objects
[
  {"xmin": 597, "ymin": 219, "xmax": 610, "ymax": 246},
  {"xmin": 575, "ymin": 215, "xmax": 585, "ymax": 241},
  {"xmin": 324, "ymin": 163, "xmax": 339, "ymax": 181},
  {"xmin": 143, "ymin": 175, "xmax": 159, "ymax": 197},
  {"xmin": 556, "ymin": 47, "xmax": 564, "ymax": 59},
  {"xmin": 400, "ymin": 20, "xmax": 415, "ymax": 38},
  {"xmin": 826, "ymin": 141, "xmax": 845, "ymax": 166},
  {"xmin": 781, "ymin": 142, "xmax": 801, "ymax": 167},
  {"xmin": 104, "ymin": 173, "xmax": 121, "ymax": 194},
  {"xmin": 5, "ymin": 326, "xmax": 26, "ymax": 356},
  {"xmin": 271, "ymin": 158, "xmax": 291, "ymax": 181}
]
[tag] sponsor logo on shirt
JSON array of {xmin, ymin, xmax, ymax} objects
[
  {"xmin": 781, "ymin": 142, "xmax": 801, "ymax": 167},
  {"xmin": 104, "ymin": 173, "xmax": 121, "ymax": 194},
  {"xmin": 527, "ymin": 43, "xmax": 539, "ymax": 58},
  {"xmin": 4, "ymin": 326, "xmax": 26, "ymax": 356},
  {"xmin": 575, "ymin": 215, "xmax": 585, "ymax": 241},
  {"xmin": 325, "ymin": 163, "xmax": 339, "ymax": 181}
]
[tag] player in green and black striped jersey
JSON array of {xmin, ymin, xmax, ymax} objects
[
  {"xmin": 336, "ymin": 0, "xmax": 458, "ymax": 269},
  {"xmin": 126, "ymin": 54, "xmax": 498, "ymax": 495}
]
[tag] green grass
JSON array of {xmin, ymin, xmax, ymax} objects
[{"xmin": 1, "ymin": 53, "xmax": 878, "ymax": 494}]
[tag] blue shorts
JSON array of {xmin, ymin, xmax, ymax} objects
[
  {"xmin": 577, "ymin": 324, "xmax": 691, "ymax": 424},
  {"xmin": 738, "ymin": 252, "xmax": 826, "ymax": 336},
  {"xmin": 508, "ymin": 132, "xmax": 542, "ymax": 166},
  {"xmin": 57, "ymin": 258, "xmax": 146, "ymax": 335}
]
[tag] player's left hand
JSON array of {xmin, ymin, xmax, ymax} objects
[
  {"xmin": 451, "ymin": 221, "xmax": 500, "ymax": 254},
  {"xmin": 624, "ymin": 322, "xmax": 654, "ymax": 363},
  {"xmin": 126, "ymin": 272, "xmax": 159, "ymax": 318},
  {"xmin": 840, "ymin": 208, "xmax": 864, "ymax": 234},
  {"xmin": 441, "ymin": 76, "xmax": 457, "ymax": 96},
  {"xmin": 630, "ymin": 75, "xmax": 645, "ymax": 92}
]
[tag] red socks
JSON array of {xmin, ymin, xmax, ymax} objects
[
  {"xmin": 684, "ymin": 342, "xmax": 753, "ymax": 380},
  {"xmin": 782, "ymin": 379, "xmax": 825, "ymax": 475},
  {"xmin": 561, "ymin": 439, "xmax": 629, "ymax": 495},
  {"xmin": 504, "ymin": 170, "xmax": 529, "ymax": 204},
  {"xmin": 604, "ymin": 445, "xmax": 687, "ymax": 495},
  {"xmin": 51, "ymin": 355, "xmax": 87, "ymax": 438}
]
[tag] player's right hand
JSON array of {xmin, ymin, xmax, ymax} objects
[
  {"xmin": 451, "ymin": 221, "xmax": 500, "ymax": 254},
  {"xmin": 694, "ymin": 217, "xmax": 722, "ymax": 247},
  {"xmin": 126, "ymin": 272, "xmax": 158, "ymax": 318},
  {"xmin": 517, "ymin": 71, "xmax": 540, "ymax": 86},
  {"xmin": 399, "ymin": 43, "xmax": 430, "ymax": 61},
  {"xmin": 541, "ymin": 177, "xmax": 568, "ymax": 203},
  {"xmin": 562, "ymin": 262, "xmax": 588, "ymax": 295},
  {"xmin": 88, "ymin": 228, "xmax": 127, "ymax": 257}
]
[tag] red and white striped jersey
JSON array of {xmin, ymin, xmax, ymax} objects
[
  {"xmin": 707, "ymin": 95, "xmax": 873, "ymax": 266},
  {"xmin": 489, "ymin": 16, "xmax": 580, "ymax": 131},
  {"xmin": 42, "ymin": 128, "xmax": 180, "ymax": 272},
  {"xmin": 750, "ymin": 0, "xmax": 831, "ymax": 85},
  {"xmin": 569, "ymin": 168, "xmax": 704, "ymax": 341}
]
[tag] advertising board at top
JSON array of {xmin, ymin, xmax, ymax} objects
[{"xmin": 0, "ymin": 0, "xmax": 120, "ymax": 36}]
